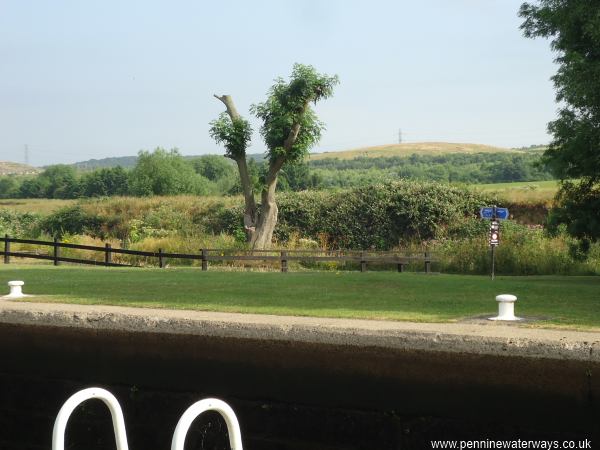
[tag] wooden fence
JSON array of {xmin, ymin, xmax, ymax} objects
[{"xmin": 1, "ymin": 235, "xmax": 435, "ymax": 273}]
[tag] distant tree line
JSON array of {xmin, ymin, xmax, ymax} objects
[
  {"xmin": 0, "ymin": 149, "xmax": 236, "ymax": 199},
  {"xmin": 309, "ymin": 153, "xmax": 554, "ymax": 187},
  {"xmin": 0, "ymin": 148, "xmax": 554, "ymax": 199}
]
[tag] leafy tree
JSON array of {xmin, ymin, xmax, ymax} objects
[
  {"xmin": 278, "ymin": 162, "xmax": 314, "ymax": 191},
  {"xmin": 548, "ymin": 180, "xmax": 600, "ymax": 241},
  {"xmin": 0, "ymin": 177, "xmax": 19, "ymax": 198},
  {"xmin": 79, "ymin": 166, "xmax": 130, "ymax": 197},
  {"xmin": 38, "ymin": 165, "xmax": 79, "ymax": 198},
  {"xmin": 18, "ymin": 177, "xmax": 48, "ymax": 198},
  {"xmin": 211, "ymin": 63, "xmax": 338, "ymax": 248},
  {"xmin": 191, "ymin": 155, "xmax": 236, "ymax": 182},
  {"xmin": 520, "ymin": 0, "xmax": 600, "ymax": 239},
  {"xmin": 129, "ymin": 148, "xmax": 209, "ymax": 196}
]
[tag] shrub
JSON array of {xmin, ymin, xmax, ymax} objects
[
  {"xmin": 276, "ymin": 181, "xmax": 492, "ymax": 249},
  {"xmin": 39, "ymin": 206, "xmax": 103, "ymax": 238},
  {"xmin": 0, "ymin": 210, "xmax": 41, "ymax": 237}
]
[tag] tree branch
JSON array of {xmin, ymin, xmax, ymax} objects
[
  {"xmin": 282, "ymin": 100, "xmax": 310, "ymax": 152},
  {"xmin": 213, "ymin": 94, "xmax": 241, "ymax": 121}
]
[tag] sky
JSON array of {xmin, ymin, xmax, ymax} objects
[{"xmin": 0, "ymin": 0, "xmax": 558, "ymax": 166}]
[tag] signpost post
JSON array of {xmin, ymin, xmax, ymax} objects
[{"xmin": 480, "ymin": 205, "xmax": 508, "ymax": 280}]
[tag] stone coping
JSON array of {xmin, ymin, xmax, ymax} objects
[{"xmin": 0, "ymin": 300, "xmax": 598, "ymax": 363}]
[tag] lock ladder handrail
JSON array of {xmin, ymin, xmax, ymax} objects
[
  {"xmin": 52, "ymin": 387, "xmax": 129, "ymax": 450},
  {"xmin": 171, "ymin": 398, "xmax": 243, "ymax": 450}
]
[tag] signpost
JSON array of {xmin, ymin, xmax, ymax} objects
[
  {"xmin": 480, "ymin": 205, "xmax": 509, "ymax": 280},
  {"xmin": 480, "ymin": 207, "xmax": 509, "ymax": 220}
]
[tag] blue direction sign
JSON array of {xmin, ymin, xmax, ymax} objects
[
  {"xmin": 480, "ymin": 207, "xmax": 494, "ymax": 219},
  {"xmin": 480, "ymin": 206, "xmax": 509, "ymax": 220},
  {"xmin": 495, "ymin": 208, "xmax": 509, "ymax": 220}
]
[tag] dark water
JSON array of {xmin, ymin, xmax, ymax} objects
[{"xmin": 0, "ymin": 323, "xmax": 598, "ymax": 449}]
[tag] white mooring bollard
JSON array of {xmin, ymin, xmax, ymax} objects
[
  {"xmin": 489, "ymin": 294, "xmax": 521, "ymax": 321},
  {"xmin": 3, "ymin": 280, "xmax": 26, "ymax": 299}
]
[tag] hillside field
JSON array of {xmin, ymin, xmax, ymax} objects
[
  {"xmin": 472, "ymin": 180, "xmax": 559, "ymax": 205},
  {"xmin": 309, "ymin": 142, "xmax": 519, "ymax": 160},
  {"xmin": 0, "ymin": 161, "xmax": 40, "ymax": 176}
]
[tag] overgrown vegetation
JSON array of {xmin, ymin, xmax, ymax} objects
[{"xmin": 2, "ymin": 180, "xmax": 598, "ymax": 276}]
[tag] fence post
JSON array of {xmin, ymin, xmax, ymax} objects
[
  {"xmin": 105, "ymin": 243, "xmax": 112, "ymax": 266},
  {"xmin": 158, "ymin": 248, "xmax": 164, "ymax": 268},
  {"xmin": 397, "ymin": 263, "xmax": 404, "ymax": 273},
  {"xmin": 281, "ymin": 251, "xmax": 288, "ymax": 273},
  {"xmin": 53, "ymin": 238, "xmax": 61, "ymax": 266},
  {"xmin": 360, "ymin": 251, "xmax": 367, "ymax": 273},
  {"xmin": 425, "ymin": 252, "xmax": 431, "ymax": 274},
  {"xmin": 201, "ymin": 248, "xmax": 208, "ymax": 271},
  {"xmin": 4, "ymin": 234, "xmax": 9, "ymax": 264}
]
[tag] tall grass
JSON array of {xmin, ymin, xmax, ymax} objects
[{"xmin": 433, "ymin": 223, "xmax": 599, "ymax": 275}]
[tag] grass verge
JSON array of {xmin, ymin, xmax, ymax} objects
[{"xmin": 0, "ymin": 265, "xmax": 598, "ymax": 330}]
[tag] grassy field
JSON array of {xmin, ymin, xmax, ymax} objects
[
  {"xmin": 0, "ymin": 198, "xmax": 76, "ymax": 214},
  {"xmin": 1, "ymin": 265, "xmax": 598, "ymax": 330},
  {"xmin": 310, "ymin": 142, "xmax": 517, "ymax": 160},
  {"xmin": 471, "ymin": 180, "xmax": 559, "ymax": 205}
]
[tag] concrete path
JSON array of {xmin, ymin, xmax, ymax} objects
[{"xmin": 0, "ymin": 299, "xmax": 598, "ymax": 362}]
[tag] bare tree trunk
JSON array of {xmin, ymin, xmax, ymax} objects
[
  {"xmin": 251, "ymin": 157, "xmax": 285, "ymax": 249},
  {"xmin": 251, "ymin": 104, "xmax": 308, "ymax": 249},
  {"xmin": 214, "ymin": 94, "xmax": 257, "ymax": 241},
  {"xmin": 234, "ymin": 157, "xmax": 257, "ymax": 239}
]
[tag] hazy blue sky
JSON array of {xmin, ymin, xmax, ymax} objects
[{"xmin": 1, "ymin": 0, "xmax": 557, "ymax": 166}]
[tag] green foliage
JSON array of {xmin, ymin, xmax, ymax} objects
[
  {"xmin": 42, "ymin": 165, "xmax": 79, "ymax": 198},
  {"xmin": 191, "ymin": 155, "xmax": 236, "ymax": 181},
  {"xmin": 520, "ymin": 0, "xmax": 600, "ymax": 239},
  {"xmin": 206, "ymin": 204, "xmax": 245, "ymax": 237},
  {"xmin": 17, "ymin": 177, "xmax": 50, "ymax": 198},
  {"xmin": 129, "ymin": 148, "xmax": 210, "ymax": 196},
  {"xmin": 79, "ymin": 166, "xmax": 129, "ymax": 197},
  {"xmin": 277, "ymin": 161, "xmax": 323, "ymax": 191},
  {"xmin": 208, "ymin": 113, "xmax": 253, "ymax": 160},
  {"xmin": 39, "ymin": 205, "xmax": 103, "ymax": 238},
  {"xmin": 0, "ymin": 210, "xmax": 41, "ymax": 237},
  {"xmin": 310, "ymin": 152, "xmax": 553, "ymax": 187},
  {"xmin": 15, "ymin": 165, "xmax": 79, "ymax": 199},
  {"xmin": 251, "ymin": 63, "xmax": 339, "ymax": 164},
  {"xmin": 0, "ymin": 177, "xmax": 19, "ymax": 199},
  {"xmin": 547, "ymin": 180, "xmax": 600, "ymax": 240},
  {"xmin": 275, "ymin": 181, "xmax": 490, "ymax": 249}
]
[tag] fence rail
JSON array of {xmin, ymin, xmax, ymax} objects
[{"xmin": 1, "ymin": 235, "xmax": 435, "ymax": 273}]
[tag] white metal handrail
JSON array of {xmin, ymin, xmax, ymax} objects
[
  {"xmin": 52, "ymin": 387, "xmax": 130, "ymax": 450},
  {"xmin": 171, "ymin": 398, "xmax": 243, "ymax": 450}
]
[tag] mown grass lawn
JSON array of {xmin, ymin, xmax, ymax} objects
[{"xmin": 1, "ymin": 265, "xmax": 599, "ymax": 330}]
